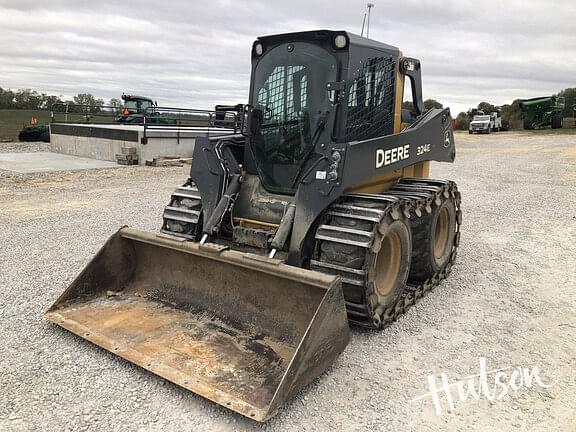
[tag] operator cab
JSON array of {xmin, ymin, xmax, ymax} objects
[
  {"xmin": 121, "ymin": 95, "xmax": 155, "ymax": 114},
  {"xmin": 246, "ymin": 30, "xmax": 403, "ymax": 196},
  {"xmin": 250, "ymin": 42, "xmax": 336, "ymax": 194}
]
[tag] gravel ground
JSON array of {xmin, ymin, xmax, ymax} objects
[
  {"xmin": 0, "ymin": 142, "xmax": 52, "ymax": 178},
  {"xmin": 0, "ymin": 132, "xmax": 575, "ymax": 432},
  {"xmin": 0, "ymin": 141, "xmax": 50, "ymax": 153}
]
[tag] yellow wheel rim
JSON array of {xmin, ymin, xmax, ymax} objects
[
  {"xmin": 434, "ymin": 206, "xmax": 450, "ymax": 261},
  {"xmin": 375, "ymin": 231, "xmax": 402, "ymax": 297}
]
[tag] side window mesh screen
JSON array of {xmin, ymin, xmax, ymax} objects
[{"xmin": 345, "ymin": 56, "xmax": 396, "ymax": 141}]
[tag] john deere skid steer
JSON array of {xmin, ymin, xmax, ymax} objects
[{"xmin": 46, "ymin": 30, "xmax": 461, "ymax": 421}]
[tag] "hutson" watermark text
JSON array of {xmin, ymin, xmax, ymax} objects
[{"xmin": 411, "ymin": 357, "xmax": 554, "ymax": 415}]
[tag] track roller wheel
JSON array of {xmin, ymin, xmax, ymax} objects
[
  {"xmin": 409, "ymin": 191, "xmax": 457, "ymax": 282},
  {"xmin": 370, "ymin": 218, "xmax": 412, "ymax": 322},
  {"xmin": 312, "ymin": 198, "xmax": 412, "ymax": 329}
]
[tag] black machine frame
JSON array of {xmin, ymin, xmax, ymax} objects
[{"xmin": 189, "ymin": 30, "xmax": 455, "ymax": 266}]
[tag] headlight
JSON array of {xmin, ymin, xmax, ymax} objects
[
  {"xmin": 402, "ymin": 59, "xmax": 416, "ymax": 72},
  {"xmin": 254, "ymin": 42, "xmax": 263, "ymax": 56},
  {"xmin": 334, "ymin": 34, "xmax": 347, "ymax": 49}
]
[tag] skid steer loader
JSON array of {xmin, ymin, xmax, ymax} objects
[{"xmin": 46, "ymin": 30, "xmax": 461, "ymax": 421}]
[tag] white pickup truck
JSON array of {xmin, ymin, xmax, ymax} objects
[{"xmin": 469, "ymin": 112, "xmax": 502, "ymax": 134}]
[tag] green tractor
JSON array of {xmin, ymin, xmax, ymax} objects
[
  {"xmin": 115, "ymin": 94, "xmax": 158, "ymax": 124},
  {"xmin": 18, "ymin": 125, "xmax": 50, "ymax": 142},
  {"xmin": 519, "ymin": 96, "xmax": 565, "ymax": 130}
]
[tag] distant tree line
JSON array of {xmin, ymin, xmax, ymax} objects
[
  {"xmin": 454, "ymin": 87, "xmax": 576, "ymax": 130},
  {"xmin": 3, "ymin": 85, "xmax": 575, "ymax": 129},
  {"xmin": 402, "ymin": 98, "xmax": 444, "ymax": 113},
  {"xmin": 558, "ymin": 87, "xmax": 576, "ymax": 117},
  {"xmin": 0, "ymin": 87, "xmax": 113, "ymax": 111}
]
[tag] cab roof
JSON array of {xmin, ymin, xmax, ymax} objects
[
  {"xmin": 256, "ymin": 29, "xmax": 399, "ymax": 56},
  {"xmin": 122, "ymin": 94, "xmax": 154, "ymax": 102}
]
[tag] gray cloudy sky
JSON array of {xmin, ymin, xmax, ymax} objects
[{"xmin": 0, "ymin": 0, "xmax": 574, "ymax": 114}]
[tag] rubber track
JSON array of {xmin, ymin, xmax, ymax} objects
[{"xmin": 311, "ymin": 178, "xmax": 462, "ymax": 329}]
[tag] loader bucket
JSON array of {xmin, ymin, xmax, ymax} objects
[{"xmin": 45, "ymin": 227, "xmax": 350, "ymax": 421}]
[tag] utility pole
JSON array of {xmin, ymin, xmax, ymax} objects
[{"xmin": 366, "ymin": 3, "xmax": 374, "ymax": 38}]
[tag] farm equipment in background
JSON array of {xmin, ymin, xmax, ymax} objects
[
  {"xmin": 18, "ymin": 116, "xmax": 49, "ymax": 142},
  {"xmin": 18, "ymin": 125, "xmax": 50, "ymax": 142},
  {"xmin": 46, "ymin": 30, "xmax": 461, "ymax": 421},
  {"xmin": 469, "ymin": 111, "xmax": 502, "ymax": 134},
  {"xmin": 519, "ymin": 96, "xmax": 565, "ymax": 130},
  {"xmin": 115, "ymin": 94, "xmax": 158, "ymax": 124}
]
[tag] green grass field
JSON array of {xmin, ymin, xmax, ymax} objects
[{"xmin": 0, "ymin": 109, "xmax": 51, "ymax": 141}]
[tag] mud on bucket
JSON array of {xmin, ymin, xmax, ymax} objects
[{"xmin": 45, "ymin": 227, "xmax": 350, "ymax": 421}]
